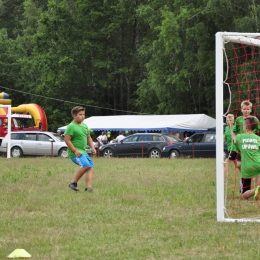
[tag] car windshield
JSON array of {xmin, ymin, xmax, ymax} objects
[
  {"xmin": 166, "ymin": 135, "xmax": 182, "ymax": 142},
  {"xmin": 205, "ymin": 134, "xmax": 216, "ymax": 142},
  {"xmin": 52, "ymin": 133, "xmax": 65, "ymax": 142},
  {"xmin": 123, "ymin": 135, "xmax": 139, "ymax": 142},
  {"xmin": 188, "ymin": 134, "xmax": 204, "ymax": 143},
  {"xmin": 13, "ymin": 118, "xmax": 34, "ymax": 128}
]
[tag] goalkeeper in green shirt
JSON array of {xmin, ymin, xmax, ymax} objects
[
  {"xmin": 232, "ymin": 100, "xmax": 260, "ymax": 194},
  {"xmin": 235, "ymin": 116, "xmax": 260, "ymax": 200}
]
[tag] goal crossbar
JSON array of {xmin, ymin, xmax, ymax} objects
[{"xmin": 223, "ymin": 36, "xmax": 260, "ymax": 47}]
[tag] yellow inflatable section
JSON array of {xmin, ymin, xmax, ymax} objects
[
  {"xmin": 0, "ymin": 108, "xmax": 6, "ymax": 115},
  {"xmin": 0, "ymin": 92, "xmax": 11, "ymax": 115},
  {"xmin": 0, "ymin": 99, "xmax": 11, "ymax": 104},
  {"xmin": 0, "ymin": 92, "xmax": 48, "ymax": 130},
  {"xmin": 11, "ymin": 104, "xmax": 48, "ymax": 130}
]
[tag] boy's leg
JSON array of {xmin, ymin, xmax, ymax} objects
[
  {"xmin": 254, "ymin": 175, "xmax": 260, "ymax": 200},
  {"xmin": 224, "ymin": 152, "xmax": 237, "ymax": 183},
  {"xmin": 70, "ymin": 154, "xmax": 94, "ymax": 191},
  {"xmin": 84, "ymin": 155, "xmax": 94, "ymax": 190},
  {"xmin": 85, "ymin": 167, "xmax": 94, "ymax": 189},
  {"xmin": 73, "ymin": 166, "xmax": 90, "ymax": 183},
  {"xmin": 254, "ymin": 175, "xmax": 260, "ymax": 187},
  {"xmin": 243, "ymin": 176, "xmax": 260, "ymax": 200},
  {"xmin": 240, "ymin": 178, "xmax": 251, "ymax": 199},
  {"xmin": 224, "ymin": 159, "xmax": 229, "ymax": 182},
  {"xmin": 236, "ymin": 153, "xmax": 241, "ymax": 170},
  {"xmin": 68, "ymin": 167, "xmax": 89, "ymax": 191},
  {"xmin": 241, "ymin": 189, "xmax": 254, "ymax": 199}
]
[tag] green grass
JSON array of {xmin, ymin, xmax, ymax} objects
[{"xmin": 1, "ymin": 157, "xmax": 260, "ymax": 260}]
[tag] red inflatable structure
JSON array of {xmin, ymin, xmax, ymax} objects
[{"xmin": 0, "ymin": 92, "xmax": 48, "ymax": 138}]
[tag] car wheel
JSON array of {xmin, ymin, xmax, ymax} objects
[
  {"xmin": 11, "ymin": 146, "xmax": 23, "ymax": 158},
  {"xmin": 169, "ymin": 150, "xmax": 180, "ymax": 159},
  {"xmin": 149, "ymin": 148, "xmax": 161, "ymax": 158},
  {"xmin": 103, "ymin": 148, "xmax": 114, "ymax": 158},
  {"xmin": 59, "ymin": 147, "xmax": 68, "ymax": 158}
]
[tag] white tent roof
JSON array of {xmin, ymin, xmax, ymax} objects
[{"xmin": 58, "ymin": 114, "xmax": 216, "ymax": 132}]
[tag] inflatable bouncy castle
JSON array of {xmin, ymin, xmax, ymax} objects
[{"xmin": 0, "ymin": 92, "xmax": 48, "ymax": 138}]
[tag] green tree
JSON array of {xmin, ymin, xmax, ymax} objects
[{"xmin": 0, "ymin": 0, "xmax": 24, "ymax": 38}]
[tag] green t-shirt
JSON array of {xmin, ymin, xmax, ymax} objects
[
  {"xmin": 65, "ymin": 122, "xmax": 90, "ymax": 158},
  {"xmin": 236, "ymin": 133, "xmax": 260, "ymax": 178},
  {"xmin": 224, "ymin": 125, "xmax": 237, "ymax": 152},
  {"xmin": 233, "ymin": 116, "xmax": 260, "ymax": 134}
]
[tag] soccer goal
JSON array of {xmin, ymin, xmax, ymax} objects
[
  {"xmin": 216, "ymin": 32, "xmax": 260, "ymax": 222},
  {"xmin": 0, "ymin": 104, "xmax": 11, "ymax": 158}
]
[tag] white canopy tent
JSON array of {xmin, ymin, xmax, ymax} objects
[{"xmin": 58, "ymin": 114, "xmax": 216, "ymax": 133}]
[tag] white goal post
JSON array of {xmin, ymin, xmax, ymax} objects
[
  {"xmin": 215, "ymin": 32, "xmax": 260, "ymax": 223},
  {"xmin": 0, "ymin": 104, "xmax": 11, "ymax": 159}
]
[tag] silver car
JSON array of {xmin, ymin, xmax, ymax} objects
[{"xmin": 0, "ymin": 131, "xmax": 68, "ymax": 158}]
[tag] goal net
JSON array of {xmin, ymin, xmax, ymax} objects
[
  {"xmin": 0, "ymin": 104, "xmax": 11, "ymax": 158},
  {"xmin": 216, "ymin": 32, "xmax": 260, "ymax": 222}
]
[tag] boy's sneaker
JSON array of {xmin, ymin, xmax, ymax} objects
[
  {"xmin": 85, "ymin": 187, "xmax": 93, "ymax": 192},
  {"xmin": 69, "ymin": 182, "xmax": 79, "ymax": 191},
  {"xmin": 254, "ymin": 186, "xmax": 260, "ymax": 200}
]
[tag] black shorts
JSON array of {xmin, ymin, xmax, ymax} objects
[
  {"xmin": 240, "ymin": 178, "xmax": 251, "ymax": 194},
  {"xmin": 228, "ymin": 151, "xmax": 237, "ymax": 161},
  {"xmin": 236, "ymin": 153, "xmax": 241, "ymax": 162}
]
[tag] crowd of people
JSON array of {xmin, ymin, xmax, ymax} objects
[{"xmin": 96, "ymin": 131, "xmax": 126, "ymax": 146}]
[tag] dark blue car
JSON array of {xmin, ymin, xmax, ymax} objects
[{"xmin": 161, "ymin": 132, "xmax": 228, "ymax": 159}]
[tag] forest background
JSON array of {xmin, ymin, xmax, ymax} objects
[{"xmin": 0, "ymin": 0, "xmax": 259, "ymax": 131}]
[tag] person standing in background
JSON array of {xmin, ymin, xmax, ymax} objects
[{"xmin": 116, "ymin": 131, "xmax": 126, "ymax": 142}]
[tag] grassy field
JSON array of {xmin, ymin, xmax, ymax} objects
[{"xmin": 1, "ymin": 157, "xmax": 260, "ymax": 260}]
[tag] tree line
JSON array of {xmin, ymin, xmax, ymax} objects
[{"xmin": 0, "ymin": 0, "xmax": 259, "ymax": 131}]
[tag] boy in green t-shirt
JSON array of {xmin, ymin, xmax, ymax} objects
[
  {"xmin": 235, "ymin": 116, "xmax": 260, "ymax": 200},
  {"xmin": 223, "ymin": 114, "xmax": 237, "ymax": 182},
  {"xmin": 64, "ymin": 106, "xmax": 96, "ymax": 191},
  {"xmin": 233, "ymin": 100, "xmax": 260, "ymax": 144},
  {"xmin": 232, "ymin": 100, "xmax": 260, "ymax": 192}
]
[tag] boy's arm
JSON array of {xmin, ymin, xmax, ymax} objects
[
  {"xmin": 64, "ymin": 134, "xmax": 81, "ymax": 156},
  {"xmin": 223, "ymin": 126, "xmax": 227, "ymax": 143},
  {"xmin": 232, "ymin": 119, "xmax": 238, "ymax": 133},
  {"xmin": 231, "ymin": 132, "xmax": 237, "ymax": 143}
]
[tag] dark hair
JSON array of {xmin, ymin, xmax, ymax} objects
[
  {"xmin": 71, "ymin": 106, "xmax": 85, "ymax": 116},
  {"xmin": 245, "ymin": 116, "xmax": 259, "ymax": 131}
]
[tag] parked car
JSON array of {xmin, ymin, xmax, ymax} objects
[
  {"xmin": 0, "ymin": 131, "xmax": 68, "ymax": 158},
  {"xmin": 99, "ymin": 133, "xmax": 181, "ymax": 158},
  {"xmin": 86, "ymin": 145, "xmax": 92, "ymax": 156},
  {"xmin": 161, "ymin": 132, "xmax": 228, "ymax": 159}
]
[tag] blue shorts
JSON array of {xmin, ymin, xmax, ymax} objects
[{"xmin": 71, "ymin": 154, "xmax": 94, "ymax": 168}]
